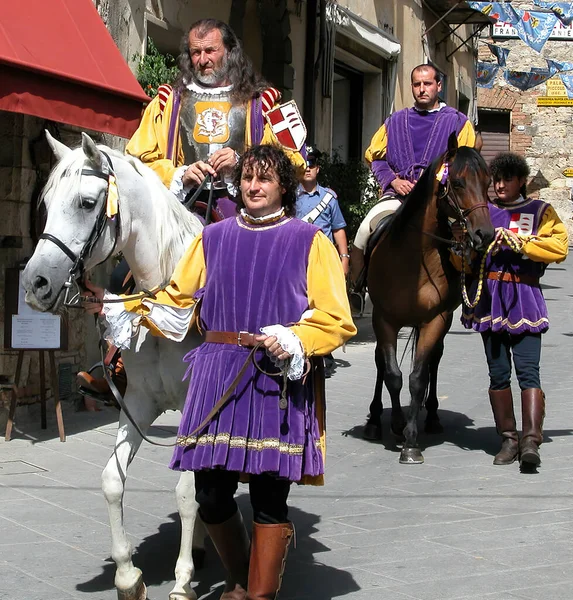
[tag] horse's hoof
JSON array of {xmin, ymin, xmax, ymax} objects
[
  {"xmin": 363, "ymin": 422, "xmax": 382, "ymax": 440},
  {"xmin": 192, "ymin": 547, "xmax": 206, "ymax": 570},
  {"xmin": 117, "ymin": 575, "xmax": 147, "ymax": 600},
  {"xmin": 169, "ymin": 588, "xmax": 198, "ymax": 600},
  {"xmin": 399, "ymin": 447, "xmax": 424, "ymax": 464},
  {"xmin": 424, "ymin": 418, "xmax": 444, "ymax": 434}
]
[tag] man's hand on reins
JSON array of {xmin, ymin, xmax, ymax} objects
[
  {"xmin": 82, "ymin": 279, "xmax": 105, "ymax": 315},
  {"xmin": 209, "ymin": 147, "xmax": 238, "ymax": 174},
  {"xmin": 255, "ymin": 334, "xmax": 292, "ymax": 361},
  {"xmin": 390, "ymin": 177, "xmax": 414, "ymax": 196},
  {"xmin": 182, "ymin": 161, "xmax": 217, "ymax": 187}
]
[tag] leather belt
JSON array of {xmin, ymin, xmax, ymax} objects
[
  {"xmin": 205, "ymin": 330, "xmax": 258, "ymax": 348},
  {"xmin": 487, "ymin": 271, "xmax": 540, "ymax": 286}
]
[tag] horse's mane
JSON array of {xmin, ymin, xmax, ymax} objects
[
  {"xmin": 42, "ymin": 146, "xmax": 203, "ymax": 282},
  {"xmin": 387, "ymin": 145, "xmax": 486, "ymax": 240}
]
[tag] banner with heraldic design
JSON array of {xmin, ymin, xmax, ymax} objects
[
  {"xmin": 509, "ymin": 212, "xmax": 534, "ymax": 236},
  {"xmin": 193, "ymin": 101, "xmax": 232, "ymax": 144}
]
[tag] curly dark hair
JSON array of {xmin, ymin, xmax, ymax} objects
[
  {"xmin": 234, "ymin": 145, "xmax": 298, "ymax": 217},
  {"xmin": 490, "ymin": 152, "xmax": 530, "ymax": 198},
  {"xmin": 174, "ymin": 19, "xmax": 268, "ymax": 104}
]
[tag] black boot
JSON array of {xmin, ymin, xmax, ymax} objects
[
  {"xmin": 489, "ymin": 388, "xmax": 519, "ymax": 465},
  {"xmin": 520, "ymin": 388, "xmax": 545, "ymax": 467}
]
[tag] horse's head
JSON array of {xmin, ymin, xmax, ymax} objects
[
  {"xmin": 438, "ymin": 133, "xmax": 494, "ymax": 252},
  {"xmin": 22, "ymin": 131, "xmax": 122, "ymax": 312}
]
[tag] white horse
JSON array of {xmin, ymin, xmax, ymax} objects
[{"xmin": 22, "ymin": 131, "xmax": 205, "ymax": 600}]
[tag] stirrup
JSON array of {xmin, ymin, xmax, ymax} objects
[{"xmin": 349, "ymin": 289, "xmax": 365, "ymax": 318}]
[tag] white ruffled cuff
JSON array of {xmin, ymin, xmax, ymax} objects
[
  {"xmin": 102, "ymin": 293, "xmax": 140, "ymax": 350},
  {"xmin": 139, "ymin": 299, "xmax": 196, "ymax": 342},
  {"xmin": 169, "ymin": 165, "xmax": 192, "ymax": 202},
  {"xmin": 259, "ymin": 324, "xmax": 305, "ymax": 381}
]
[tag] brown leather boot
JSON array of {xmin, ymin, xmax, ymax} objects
[
  {"xmin": 77, "ymin": 357, "xmax": 127, "ymax": 398},
  {"xmin": 489, "ymin": 388, "xmax": 519, "ymax": 465},
  {"xmin": 247, "ymin": 522, "xmax": 294, "ymax": 600},
  {"xmin": 205, "ymin": 510, "xmax": 250, "ymax": 600},
  {"xmin": 520, "ymin": 388, "xmax": 545, "ymax": 467}
]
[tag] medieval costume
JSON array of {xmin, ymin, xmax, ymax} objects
[
  {"xmin": 102, "ymin": 211, "xmax": 356, "ymax": 598},
  {"xmin": 354, "ymin": 104, "xmax": 476, "ymax": 253},
  {"xmin": 126, "ymin": 83, "xmax": 306, "ymax": 212},
  {"xmin": 462, "ymin": 197, "xmax": 568, "ymax": 467}
]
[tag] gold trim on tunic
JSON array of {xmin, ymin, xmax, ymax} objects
[
  {"xmin": 462, "ymin": 313, "xmax": 549, "ymax": 329},
  {"xmin": 176, "ymin": 432, "xmax": 322, "ymax": 455},
  {"xmin": 236, "ymin": 215, "xmax": 293, "ymax": 231}
]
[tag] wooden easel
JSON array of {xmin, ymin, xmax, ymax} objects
[
  {"xmin": 3, "ymin": 267, "xmax": 67, "ymax": 442},
  {"xmin": 4, "ymin": 350, "xmax": 65, "ymax": 442}
]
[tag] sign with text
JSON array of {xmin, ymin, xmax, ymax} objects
[
  {"xmin": 546, "ymin": 77, "xmax": 568, "ymax": 96},
  {"xmin": 493, "ymin": 19, "xmax": 573, "ymax": 39},
  {"xmin": 537, "ymin": 96, "xmax": 573, "ymax": 105},
  {"xmin": 563, "ymin": 168, "xmax": 573, "ymax": 177}
]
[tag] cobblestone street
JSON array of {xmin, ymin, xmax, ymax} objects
[{"xmin": 1, "ymin": 259, "xmax": 573, "ymax": 600}]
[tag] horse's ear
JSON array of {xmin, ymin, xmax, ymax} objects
[
  {"xmin": 81, "ymin": 132, "xmax": 103, "ymax": 170},
  {"xmin": 446, "ymin": 132, "xmax": 458, "ymax": 160},
  {"xmin": 45, "ymin": 130, "xmax": 71, "ymax": 161}
]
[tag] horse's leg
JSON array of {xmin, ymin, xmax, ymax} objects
[
  {"xmin": 400, "ymin": 314, "xmax": 450, "ymax": 464},
  {"xmin": 364, "ymin": 340, "xmax": 385, "ymax": 440},
  {"xmin": 381, "ymin": 323, "xmax": 406, "ymax": 439},
  {"xmin": 102, "ymin": 403, "xmax": 159, "ymax": 600},
  {"xmin": 424, "ymin": 313, "xmax": 451, "ymax": 434},
  {"xmin": 170, "ymin": 471, "xmax": 201, "ymax": 600}
]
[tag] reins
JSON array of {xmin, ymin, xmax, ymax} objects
[{"xmin": 460, "ymin": 228, "xmax": 522, "ymax": 309}]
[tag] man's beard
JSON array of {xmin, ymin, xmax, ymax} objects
[{"xmin": 193, "ymin": 55, "xmax": 230, "ymax": 87}]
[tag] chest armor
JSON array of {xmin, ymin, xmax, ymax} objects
[{"xmin": 179, "ymin": 87, "xmax": 247, "ymax": 164}]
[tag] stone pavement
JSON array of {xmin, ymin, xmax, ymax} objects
[{"xmin": 1, "ymin": 259, "xmax": 573, "ymax": 600}]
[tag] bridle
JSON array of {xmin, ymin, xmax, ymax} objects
[
  {"xmin": 424, "ymin": 161, "xmax": 489, "ymax": 248},
  {"xmin": 39, "ymin": 151, "xmax": 121, "ymax": 308}
]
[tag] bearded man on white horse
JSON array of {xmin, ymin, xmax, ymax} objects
[
  {"xmin": 349, "ymin": 64, "xmax": 477, "ymax": 288},
  {"xmin": 78, "ymin": 18, "xmax": 307, "ymax": 397}
]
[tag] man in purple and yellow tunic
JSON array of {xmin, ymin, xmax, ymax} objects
[
  {"xmin": 461, "ymin": 152, "xmax": 568, "ymax": 469},
  {"xmin": 84, "ymin": 145, "xmax": 356, "ymax": 600},
  {"xmin": 125, "ymin": 18, "xmax": 306, "ymax": 214},
  {"xmin": 350, "ymin": 63, "xmax": 476, "ymax": 285}
]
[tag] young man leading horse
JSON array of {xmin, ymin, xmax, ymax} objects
[{"xmin": 83, "ymin": 144, "xmax": 356, "ymax": 600}]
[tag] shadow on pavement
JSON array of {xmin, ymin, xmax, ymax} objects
[
  {"xmin": 76, "ymin": 496, "xmax": 360, "ymax": 600},
  {"xmin": 341, "ymin": 408, "xmax": 573, "ymax": 458}
]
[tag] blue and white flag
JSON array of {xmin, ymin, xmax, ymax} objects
[
  {"xmin": 476, "ymin": 62, "xmax": 500, "ymax": 88},
  {"xmin": 467, "ymin": 2, "xmax": 519, "ymax": 23},
  {"xmin": 545, "ymin": 59, "xmax": 573, "ymax": 97},
  {"xmin": 504, "ymin": 68, "xmax": 553, "ymax": 91},
  {"xmin": 486, "ymin": 43, "xmax": 510, "ymax": 66},
  {"xmin": 533, "ymin": 1, "xmax": 573, "ymax": 26},
  {"xmin": 512, "ymin": 9, "xmax": 558, "ymax": 52}
]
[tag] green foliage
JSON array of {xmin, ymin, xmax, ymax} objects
[
  {"xmin": 317, "ymin": 152, "xmax": 380, "ymax": 241},
  {"xmin": 133, "ymin": 38, "xmax": 178, "ymax": 98}
]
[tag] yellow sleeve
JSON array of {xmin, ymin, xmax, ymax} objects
[
  {"xmin": 125, "ymin": 92, "xmax": 185, "ymax": 189},
  {"xmin": 457, "ymin": 120, "xmax": 476, "ymax": 148},
  {"xmin": 521, "ymin": 204, "xmax": 569, "ymax": 264},
  {"xmin": 364, "ymin": 124, "xmax": 388, "ymax": 165},
  {"xmin": 123, "ymin": 234, "xmax": 206, "ymax": 337},
  {"xmin": 290, "ymin": 232, "xmax": 357, "ymax": 355}
]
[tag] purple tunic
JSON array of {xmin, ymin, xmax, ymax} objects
[
  {"xmin": 170, "ymin": 216, "xmax": 325, "ymax": 482},
  {"xmin": 372, "ymin": 106, "xmax": 469, "ymax": 194},
  {"xmin": 461, "ymin": 198, "xmax": 550, "ymax": 335}
]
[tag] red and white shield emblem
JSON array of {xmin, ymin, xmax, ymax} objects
[
  {"xmin": 509, "ymin": 212, "xmax": 534, "ymax": 236},
  {"xmin": 265, "ymin": 100, "xmax": 307, "ymax": 151}
]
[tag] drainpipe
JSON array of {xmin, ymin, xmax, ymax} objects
[{"xmin": 303, "ymin": 0, "xmax": 318, "ymax": 143}]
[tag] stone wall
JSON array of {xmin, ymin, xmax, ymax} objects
[{"xmin": 477, "ymin": 0, "xmax": 573, "ymax": 232}]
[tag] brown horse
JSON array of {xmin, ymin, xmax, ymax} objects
[{"xmin": 365, "ymin": 134, "xmax": 494, "ymax": 464}]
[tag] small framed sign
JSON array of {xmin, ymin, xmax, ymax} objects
[{"xmin": 3, "ymin": 267, "xmax": 68, "ymax": 351}]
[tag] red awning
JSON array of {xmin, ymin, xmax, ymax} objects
[{"xmin": 0, "ymin": 0, "xmax": 149, "ymax": 138}]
